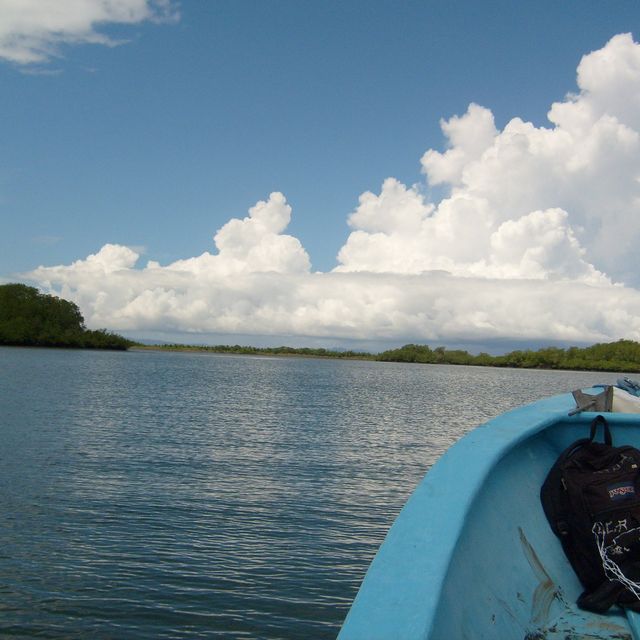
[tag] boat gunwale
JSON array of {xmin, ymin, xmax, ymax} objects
[{"xmin": 339, "ymin": 391, "xmax": 640, "ymax": 639}]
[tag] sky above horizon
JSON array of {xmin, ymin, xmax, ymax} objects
[{"xmin": 2, "ymin": 1, "xmax": 640, "ymax": 351}]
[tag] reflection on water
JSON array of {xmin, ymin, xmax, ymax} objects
[{"xmin": 0, "ymin": 347, "xmax": 622, "ymax": 638}]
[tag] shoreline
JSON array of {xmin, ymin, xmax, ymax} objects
[
  {"xmin": 129, "ymin": 344, "xmax": 376, "ymax": 361},
  {"xmin": 128, "ymin": 342, "xmax": 640, "ymax": 375},
  {"xmin": 4, "ymin": 340, "xmax": 640, "ymax": 375}
]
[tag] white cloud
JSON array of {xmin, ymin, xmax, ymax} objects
[
  {"xmin": 421, "ymin": 103, "xmax": 497, "ymax": 187},
  {"xmin": 23, "ymin": 34, "xmax": 640, "ymax": 347},
  {"xmin": 339, "ymin": 33, "xmax": 640, "ymax": 287},
  {"xmin": 160, "ymin": 192, "xmax": 311, "ymax": 278},
  {"xmin": 23, "ymin": 247, "xmax": 640, "ymax": 344},
  {"xmin": 0, "ymin": 0, "xmax": 178, "ymax": 65},
  {"xmin": 336, "ymin": 180, "xmax": 607, "ymax": 284}
]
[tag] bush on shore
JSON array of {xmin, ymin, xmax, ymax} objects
[{"xmin": 0, "ymin": 284, "xmax": 134, "ymax": 350}]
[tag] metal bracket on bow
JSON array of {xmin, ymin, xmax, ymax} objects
[{"xmin": 569, "ymin": 386, "xmax": 613, "ymax": 416}]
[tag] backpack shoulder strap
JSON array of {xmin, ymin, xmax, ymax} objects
[{"xmin": 589, "ymin": 414, "xmax": 612, "ymax": 446}]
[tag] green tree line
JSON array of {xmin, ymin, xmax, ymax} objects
[
  {"xmin": 149, "ymin": 343, "xmax": 376, "ymax": 360},
  {"xmin": 376, "ymin": 341, "xmax": 640, "ymax": 372},
  {"xmin": 143, "ymin": 339, "xmax": 640, "ymax": 372},
  {"xmin": 0, "ymin": 284, "xmax": 134, "ymax": 350}
]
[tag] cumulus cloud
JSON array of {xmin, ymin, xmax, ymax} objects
[
  {"xmin": 339, "ymin": 34, "xmax": 640, "ymax": 287},
  {"xmin": 0, "ymin": 0, "xmax": 178, "ymax": 65},
  {"xmin": 28, "ymin": 193, "xmax": 314, "ymax": 334},
  {"xmin": 24, "ymin": 34, "xmax": 640, "ymax": 347},
  {"xmin": 421, "ymin": 103, "xmax": 498, "ymax": 187},
  {"xmin": 156, "ymin": 192, "xmax": 311, "ymax": 278},
  {"xmin": 24, "ymin": 245, "xmax": 640, "ymax": 345},
  {"xmin": 336, "ymin": 179, "xmax": 607, "ymax": 283}
]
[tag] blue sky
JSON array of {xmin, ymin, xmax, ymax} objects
[{"xmin": 2, "ymin": 1, "xmax": 640, "ymax": 349}]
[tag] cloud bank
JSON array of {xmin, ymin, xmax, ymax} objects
[
  {"xmin": 0, "ymin": 0, "xmax": 178, "ymax": 65},
  {"xmin": 25, "ymin": 34, "xmax": 640, "ymax": 347}
]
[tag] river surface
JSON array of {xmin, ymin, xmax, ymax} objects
[{"xmin": 0, "ymin": 347, "xmax": 626, "ymax": 639}]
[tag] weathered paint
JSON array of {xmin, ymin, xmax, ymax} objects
[
  {"xmin": 519, "ymin": 527, "xmax": 561, "ymax": 626},
  {"xmin": 339, "ymin": 393, "xmax": 640, "ymax": 639}
]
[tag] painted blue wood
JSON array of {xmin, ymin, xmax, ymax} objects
[{"xmin": 339, "ymin": 393, "xmax": 640, "ymax": 639}]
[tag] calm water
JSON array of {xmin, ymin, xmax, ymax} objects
[{"xmin": 0, "ymin": 347, "xmax": 625, "ymax": 639}]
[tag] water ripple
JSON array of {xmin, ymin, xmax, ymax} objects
[{"xmin": 0, "ymin": 347, "xmax": 623, "ymax": 638}]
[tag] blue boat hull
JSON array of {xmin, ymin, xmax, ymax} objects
[{"xmin": 339, "ymin": 392, "xmax": 640, "ymax": 639}]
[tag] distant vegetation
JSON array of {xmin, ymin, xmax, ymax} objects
[
  {"xmin": 148, "ymin": 343, "xmax": 376, "ymax": 360},
  {"xmin": 3, "ymin": 282, "xmax": 640, "ymax": 370},
  {"xmin": 376, "ymin": 341, "xmax": 640, "ymax": 373},
  {"xmin": 141, "ymin": 339, "xmax": 640, "ymax": 373},
  {"xmin": 0, "ymin": 284, "xmax": 134, "ymax": 350}
]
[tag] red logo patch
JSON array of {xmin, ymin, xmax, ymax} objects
[{"xmin": 608, "ymin": 482, "xmax": 636, "ymax": 500}]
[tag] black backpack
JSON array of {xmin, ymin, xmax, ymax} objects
[{"xmin": 541, "ymin": 415, "xmax": 640, "ymax": 612}]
